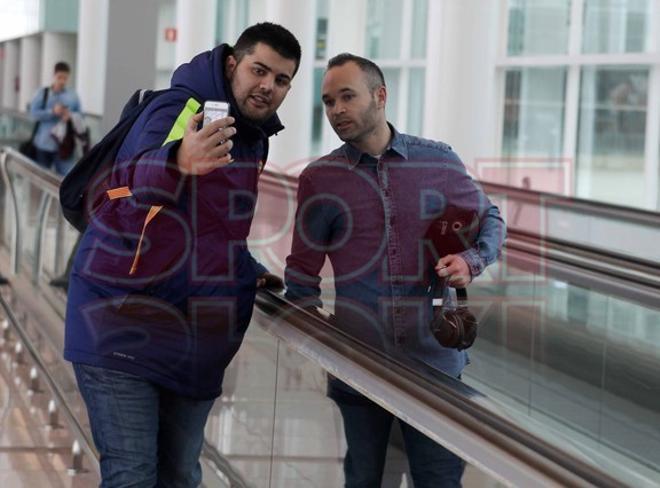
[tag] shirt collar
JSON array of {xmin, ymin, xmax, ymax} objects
[{"xmin": 343, "ymin": 123, "xmax": 409, "ymax": 169}]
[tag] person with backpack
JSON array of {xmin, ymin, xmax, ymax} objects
[
  {"xmin": 29, "ymin": 61, "xmax": 82, "ymax": 176},
  {"xmin": 64, "ymin": 23, "xmax": 301, "ymax": 486}
]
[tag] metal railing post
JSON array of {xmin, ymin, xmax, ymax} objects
[
  {"xmin": 68, "ymin": 440, "xmax": 85, "ymax": 475},
  {"xmin": 33, "ymin": 192, "xmax": 52, "ymax": 285},
  {"xmin": 0, "ymin": 151, "xmax": 22, "ymax": 274}
]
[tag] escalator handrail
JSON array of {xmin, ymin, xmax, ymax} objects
[
  {"xmin": 1, "ymin": 147, "xmax": 62, "ymax": 196},
  {"xmin": 482, "ymin": 181, "xmax": 660, "ymax": 227},
  {"xmin": 0, "ymin": 107, "xmax": 102, "ymax": 124},
  {"xmin": 4, "ymin": 150, "xmax": 656, "ymax": 284},
  {"xmin": 507, "ymin": 227, "xmax": 660, "ymax": 275},
  {"xmin": 260, "ymin": 169, "xmax": 660, "ymax": 229},
  {"xmin": 2, "ymin": 147, "xmax": 657, "ymax": 295}
]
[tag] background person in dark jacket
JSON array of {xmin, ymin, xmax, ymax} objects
[
  {"xmin": 65, "ymin": 23, "xmax": 300, "ymax": 486},
  {"xmin": 285, "ymin": 53, "xmax": 505, "ymax": 487}
]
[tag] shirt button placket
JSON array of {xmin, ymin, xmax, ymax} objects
[{"xmin": 380, "ymin": 166, "xmax": 405, "ymax": 344}]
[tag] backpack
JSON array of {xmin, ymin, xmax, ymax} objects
[
  {"xmin": 59, "ymin": 89, "xmax": 164, "ymax": 232},
  {"xmin": 19, "ymin": 87, "xmax": 49, "ymax": 159}
]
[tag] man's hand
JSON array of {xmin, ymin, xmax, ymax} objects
[
  {"xmin": 435, "ymin": 254, "xmax": 472, "ymax": 287},
  {"xmin": 256, "ymin": 273, "xmax": 284, "ymax": 291},
  {"xmin": 53, "ymin": 103, "xmax": 66, "ymax": 116},
  {"xmin": 176, "ymin": 112, "xmax": 236, "ymax": 176}
]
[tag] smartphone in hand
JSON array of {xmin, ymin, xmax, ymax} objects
[{"xmin": 203, "ymin": 101, "xmax": 230, "ymax": 127}]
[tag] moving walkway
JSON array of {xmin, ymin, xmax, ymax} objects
[{"xmin": 0, "ymin": 138, "xmax": 658, "ymax": 486}]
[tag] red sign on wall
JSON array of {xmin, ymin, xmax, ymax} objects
[{"xmin": 164, "ymin": 28, "xmax": 177, "ymax": 43}]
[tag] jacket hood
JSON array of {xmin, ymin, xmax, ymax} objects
[{"xmin": 170, "ymin": 44, "xmax": 284, "ymax": 138}]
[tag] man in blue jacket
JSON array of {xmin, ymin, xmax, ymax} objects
[
  {"xmin": 29, "ymin": 61, "xmax": 82, "ymax": 175},
  {"xmin": 285, "ymin": 54, "xmax": 506, "ymax": 487},
  {"xmin": 65, "ymin": 23, "xmax": 301, "ymax": 486}
]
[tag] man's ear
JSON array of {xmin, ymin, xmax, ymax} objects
[
  {"xmin": 376, "ymin": 85, "xmax": 387, "ymax": 109},
  {"xmin": 225, "ymin": 54, "xmax": 238, "ymax": 77}
]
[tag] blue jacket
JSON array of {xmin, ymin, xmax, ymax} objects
[
  {"xmin": 64, "ymin": 44, "xmax": 280, "ymax": 399},
  {"xmin": 285, "ymin": 127, "xmax": 506, "ymax": 380},
  {"xmin": 29, "ymin": 86, "xmax": 81, "ymax": 153}
]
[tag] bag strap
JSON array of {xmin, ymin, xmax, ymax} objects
[
  {"xmin": 456, "ymin": 287, "xmax": 468, "ymax": 308},
  {"xmin": 30, "ymin": 87, "xmax": 50, "ymax": 141},
  {"xmin": 137, "ymin": 88, "xmax": 150, "ymax": 104},
  {"xmin": 431, "ymin": 275, "xmax": 469, "ymax": 305},
  {"xmin": 41, "ymin": 87, "xmax": 49, "ymax": 108}
]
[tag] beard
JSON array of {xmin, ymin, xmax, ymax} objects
[
  {"xmin": 237, "ymin": 94, "xmax": 276, "ymax": 124},
  {"xmin": 335, "ymin": 98, "xmax": 380, "ymax": 144},
  {"xmin": 228, "ymin": 74, "xmax": 277, "ymax": 125}
]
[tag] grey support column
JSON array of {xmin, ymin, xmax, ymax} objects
[{"xmin": 101, "ymin": 0, "xmax": 159, "ymax": 132}]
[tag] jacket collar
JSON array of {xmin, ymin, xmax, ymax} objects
[{"xmin": 342, "ymin": 123, "xmax": 409, "ymax": 169}]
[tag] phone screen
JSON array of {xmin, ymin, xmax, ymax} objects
[{"xmin": 203, "ymin": 101, "xmax": 230, "ymax": 127}]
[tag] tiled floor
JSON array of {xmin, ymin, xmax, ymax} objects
[{"xmin": 0, "ymin": 339, "xmax": 99, "ymax": 487}]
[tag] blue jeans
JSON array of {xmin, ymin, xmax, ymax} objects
[
  {"xmin": 73, "ymin": 363, "xmax": 215, "ymax": 487},
  {"xmin": 332, "ymin": 386, "xmax": 465, "ymax": 488},
  {"xmin": 34, "ymin": 148, "xmax": 74, "ymax": 176}
]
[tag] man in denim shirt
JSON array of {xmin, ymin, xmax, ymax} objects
[
  {"xmin": 29, "ymin": 61, "xmax": 82, "ymax": 176},
  {"xmin": 285, "ymin": 54, "xmax": 505, "ymax": 487}
]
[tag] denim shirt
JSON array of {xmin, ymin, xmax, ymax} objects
[
  {"xmin": 29, "ymin": 86, "xmax": 81, "ymax": 152},
  {"xmin": 285, "ymin": 125, "xmax": 506, "ymax": 377}
]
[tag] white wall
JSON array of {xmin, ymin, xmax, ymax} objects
[
  {"xmin": 255, "ymin": 0, "xmax": 316, "ymax": 172},
  {"xmin": 174, "ymin": 0, "xmax": 217, "ymax": 67},
  {"xmin": 41, "ymin": 32, "xmax": 77, "ymax": 87},
  {"xmin": 423, "ymin": 0, "xmax": 502, "ymax": 174},
  {"xmin": 319, "ymin": 0, "xmax": 369, "ymax": 157},
  {"xmin": 18, "ymin": 34, "xmax": 41, "ymax": 111},
  {"xmin": 1, "ymin": 41, "xmax": 19, "ymax": 109},
  {"xmin": 75, "ymin": 0, "xmax": 109, "ymax": 116}
]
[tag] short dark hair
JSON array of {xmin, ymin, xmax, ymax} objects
[
  {"xmin": 54, "ymin": 62, "xmax": 70, "ymax": 74},
  {"xmin": 233, "ymin": 23, "xmax": 302, "ymax": 76},
  {"xmin": 326, "ymin": 53, "xmax": 385, "ymax": 92}
]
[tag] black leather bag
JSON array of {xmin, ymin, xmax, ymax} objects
[
  {"xmin": 430, "ymin": 288, "xmax": 478, "ymax": 351},
  {"xmin": 19, "ymin": 87, "xmax": 49, "ymax": 159}
]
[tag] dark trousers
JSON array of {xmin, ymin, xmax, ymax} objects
[
  {"xmin": 331, "ymin": 382, "xmax": 465, "ymax": 488},
  {"xmin": 74, "ymin": 363, "xmax": 215, "ymax": 487}
]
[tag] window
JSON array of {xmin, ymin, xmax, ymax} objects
[
  {"xmin": 507, "ymin": 0, "xmax": 571, "ymax": 56},
  {"xmin": 311, "ymin": 0, "xmax": 329, "ymax": 155},
  {"xmin": 499, "ymin": 0, "xmax": 658, "ymax": 210},
  {"xmin": 155, "ymin": 0, "xmax": 176, "ymax": 90},
  {"xmin": 582, "ymin": 0, "xmax": 650, "ymax": 54},
  {"xmin": 502, "ymin": 68, "xmax": 566, "ymax": 159},
  {"xmin": 576, "ymin": 67, "xmax": 648, "ymax": 206},
  {"xmin": 367, "ymin": 0, "xmax": 428, "ymax": 133},
  {"xmin": 311, "ymin": 0, "xmax": 429, "ymax": 154},
  {"xmin": 311, "ymin": 67, "xmax": 324, "ymax": 155},
  {"xmin": 215, "ymin": 0, "xmax": 249, "ymax": 46},
  {"xmin": 366, "ymin": 0, "xmax": 404, "ymax": 59}
]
